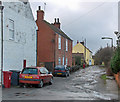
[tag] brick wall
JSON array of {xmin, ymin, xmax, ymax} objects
[
  {"xmin": 36, "ymin": 20, "xmax": 55, "ymax": 65},
  {"xmin": 55, "ymin": 34, "xmax": 72, "ymax": 67},
  {"xmin": 114, "ymin": 72, "xmax": 120, "ymax": 88}
]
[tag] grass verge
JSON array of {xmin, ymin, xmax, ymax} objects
[{"xmin": 101, "ymin": 74, "xmax": 109, "ymax": 80}]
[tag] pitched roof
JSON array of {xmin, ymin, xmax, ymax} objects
[
  {"xmin": 79, "ymin": 42, "xmax": 92, "ymax": 53},
  {"xmin": 43, "ymin": 20, "xmax": 72, "ymax": 41}
]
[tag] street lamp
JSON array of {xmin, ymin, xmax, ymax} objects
[
  {"xmin": 101, "ymin": 37, "xmax": 113, "ymax": 47},
  {"xmin": 114, "ymin": 31, "xmax": 120, "ymax": 46},
  {"xmin": 114, "ymin": 31, "xmax": 120, "ymax": 39},
  {"xmin": 0, "ymin": 1, "xmax": 4, "ymax": 86}
]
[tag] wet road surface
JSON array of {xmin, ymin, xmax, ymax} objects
[{"xmin": 2, "ymin": 66, "xmax": 120, "ymax": 100}]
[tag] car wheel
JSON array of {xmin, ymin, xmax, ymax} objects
[
  {"xmin": 38, "ymin": 80, "xmax": 43, "ymax": 88},
  {"xmin": 49, "ymin": 78, "xmax": 53, "ymax": 85}
]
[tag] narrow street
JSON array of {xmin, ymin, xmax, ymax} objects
[{"xmin": 2, "ymin": 66, "xmax": 119, "ymax": 100}]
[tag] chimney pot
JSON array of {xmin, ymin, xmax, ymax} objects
[
  {"xmin": 57, "ymin": 18, "xmax": 59, "ymax": 23},
  {"xmin": 55, "ymin": 18, "xmax": 56, "ymax": 23},
  {"xmin": 39, "ymin": 6, "xmax": 41, "ymax": 10}
]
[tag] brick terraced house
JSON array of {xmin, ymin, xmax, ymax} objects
[{"xmin": 36, "ymin": 6, "xmax": 72, "ymax": 72}]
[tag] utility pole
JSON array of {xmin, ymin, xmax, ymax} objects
[
  {"xmin": 84, "ymin": 38, "xmax": 86, "ymax": 64},
  {"xmin": 0, "ymin": 1, "xmax": 4, "ymax": 86},
  {"xmin": 43, "ymin": 2, "xmax": 46, "ymax": 17}
]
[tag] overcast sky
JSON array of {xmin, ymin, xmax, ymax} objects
[{"xmin": 29, "ymin": 0, "xmax": 119, "ymax": 55}]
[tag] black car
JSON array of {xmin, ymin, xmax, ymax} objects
[{"xmin": 54, "ymin": 65, "xmax": 70, "ymax": 77}]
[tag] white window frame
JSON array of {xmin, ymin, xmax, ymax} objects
[
  {"xmin": 9, "ymin": 19, "xmax": 14, "ymax": 40},
  {"xmin": 66, "ymin": 58, "xmax": 68, "ymax": 65},
  {"xmin": 58, "ymin": 35, "xmax": 61, "ymax": 49},
  {"xmin": 58, "ymin": 57, "xmax": 61, "ymax": 65},
  {"xmin": 66, "ymin": 39, "xmax": 68, "ymax": 51},
  {"xmin": 63, "ymin": 57, "xmax": 64, "ymax": 65}
]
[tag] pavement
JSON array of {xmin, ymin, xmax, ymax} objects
[{"xmin": 2, "ymin": 66, "xmax": 120, "ymax": 101}]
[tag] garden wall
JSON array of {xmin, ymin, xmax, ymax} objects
[{"xmin": 114, "ymin": 72, "xmax": 120, "ymax": 88}]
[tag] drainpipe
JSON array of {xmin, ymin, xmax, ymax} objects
[
  {"xmin": 0, "ymin": 1, "xmax": 4, "ymax": 86},
  {"xmin": 54, "ymin": 33, "xmax": 56, "ymax": 68},
  {"xmin": 36, "ymin": 30, "xmax": 38, "ymax": 66}
]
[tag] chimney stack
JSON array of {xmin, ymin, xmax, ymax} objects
[
  {"xmin": 54, "ymin": 18, "xmax": 60, "ymax": 29},
  {"xmin": 80, "ymin": 41, "xmax": 84, "ymax": 45},
  {"xmin": 37, "ymin": 6, "xmax": 44, "ymax": 21}
]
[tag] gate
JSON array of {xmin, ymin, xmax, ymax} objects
[{"xmin": 45, "ymin": 62, "xmax": 54, "ymax": 72}]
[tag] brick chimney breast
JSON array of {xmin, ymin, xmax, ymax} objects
[{"xmin": 37, "ymin": 6, "xmax": 44, "ymax": 21}]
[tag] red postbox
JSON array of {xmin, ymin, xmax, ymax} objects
[
  {"xmin": 83, "ymin": 64, "xmax": 85, "ymax": 69},
  {"xmin": 3, "ymin": 71, "xmax": 13, "ymax": 88}
]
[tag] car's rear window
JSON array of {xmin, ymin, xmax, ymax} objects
[
  {"xmin": 55, "ymin": 67, "xmax": 65, "ymax": 71},
  {"xmin": 55, "ymin": 68, "xmax": 65, "ymax": 70},
  {"xmin": 22, "ymin": 68, "xmax": 38, "ymax": 75}
]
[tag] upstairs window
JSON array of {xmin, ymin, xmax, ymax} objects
[
  {"xmin": 9, "ymin": 19, "xmax": 14, "ymax": 40},
  {"xmin": 66, "ymin": 39, "xmax": 68, "ymax": 51},
  {"xmin": 58, "ymin": 35, "xmax": 61, "ymax": 49}
]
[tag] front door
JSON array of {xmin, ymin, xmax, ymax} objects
[{"xmin": 89, "ymin": 60, "xmax": 92, "ymax": 65}]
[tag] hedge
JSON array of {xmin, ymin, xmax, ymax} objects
[{"xmin": 111, "ymin": 47, "xmax": 120, "ymax": 74}]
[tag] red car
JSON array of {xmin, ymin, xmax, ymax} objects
[{"xmin": 19, "ymin": 67, "xmax": 53, "ymax": 88}]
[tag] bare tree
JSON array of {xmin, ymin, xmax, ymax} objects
[{"xmin": 94, "ymin": 47, "xmax": 114, "ymax": 67}]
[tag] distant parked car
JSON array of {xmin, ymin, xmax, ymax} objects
[
  {"xmin": 54, "ymin": 65, "xmax": 70, "ymax": 77},
  {"xmin": 19, "ymin": 67, "xmax": 53, "ymax": 88}
]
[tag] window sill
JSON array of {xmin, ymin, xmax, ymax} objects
[{"xmin": 9, "ymin": 38, "xmax": 14, "ymax": 41}]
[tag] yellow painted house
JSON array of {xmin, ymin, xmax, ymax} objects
[{"xmin": 72, "ymin": 42, "xmax": 94, "ymax": 65}]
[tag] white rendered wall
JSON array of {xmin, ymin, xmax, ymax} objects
[
  {"xmin": 0, "ymin": 1, "xmax": 37, "ymax": 72},
  {"xmin": 118, "ymin": 2, "xmax": 120, "ymax": 35}
]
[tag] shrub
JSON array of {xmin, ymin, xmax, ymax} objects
[
  {"xmin": 75, "ymin": 56, "xmax": 81, "ymax": 66},
  {"xmin": 111, "ymin": 47, "xmax": 120, "ymax": 74}
]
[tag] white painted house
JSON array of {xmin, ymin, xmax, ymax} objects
[
  {"xmin": 0, "ymin": 0, "xmax": 37, "ymax": 73},
  {"xmin": 117, "ymin": 1, "xmax": 120, "ymax": 46}
]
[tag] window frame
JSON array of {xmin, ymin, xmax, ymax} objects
[
  {"xmin": 58, "ymin": 57, "xmax": 61, "ymax": 65},
  {"xmin": 9, "ymin": 19, "xmax": 14, "ymax": 40},
  {"xmin": 63, "ymin": 57, "xmax": 65, "ymax": 65},
  {"xmin": 66, "ymin": 39, "xmax": 68, "ymax": 51},
  {"xmin": 58, "ymin": 35, "xmax": 61, "ymax": 49},
  {"xmin": 66, "ymin": 58, "xmax": 68, "ymax": 65}
]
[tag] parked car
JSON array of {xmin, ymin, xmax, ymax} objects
[
  {"xmin": 54, "ymin": 65, "xmax": 70, "ymax": 77},
  {"xmin": 19, "ymin": 67, "xmax": 53, "ymax": 88}
]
